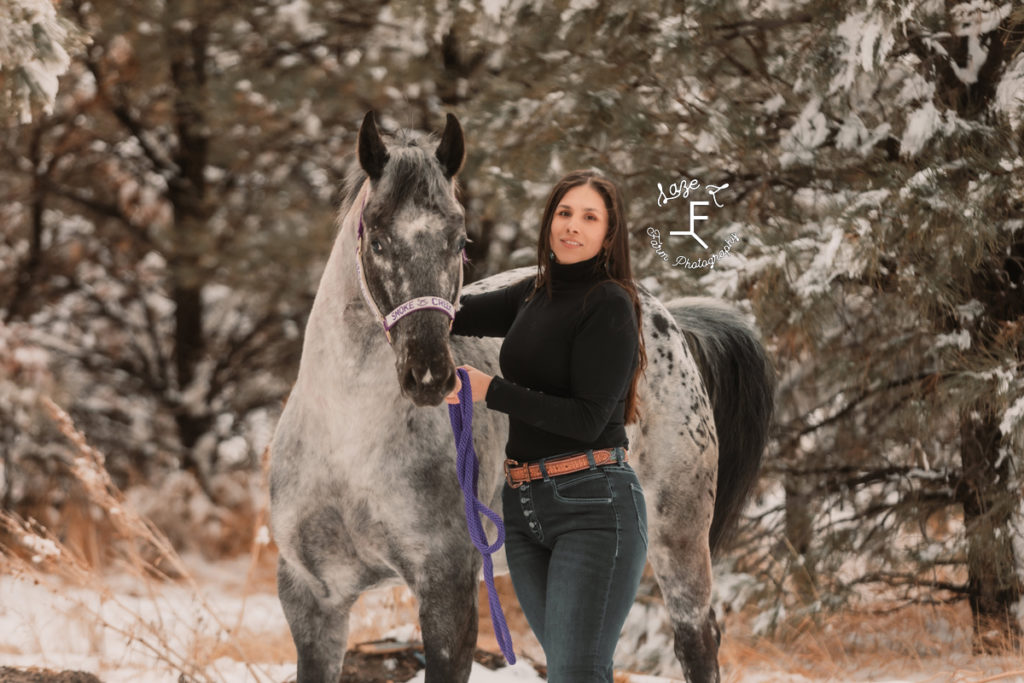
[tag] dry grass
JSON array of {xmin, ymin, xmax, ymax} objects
[
  {"xmin": 719, "ymin": 602, "xmax": 1024, "ymax": 682},
  {"xmin": 0, "ymin": 397, "xmax": 279, "ymax": 682}
]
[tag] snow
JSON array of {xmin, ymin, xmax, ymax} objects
[
  {"xmin": 949, "ymin": 1, "xmax": 1012, "ymax": 37},
  {"xmin": 835, "ymin": 113, "xmax": 868, "ymax": 152},
  {"xmin": 12, "ymin": 344, "xmax": 49, "ymax": 370},
  {"xmin": 0, "ymin": 0, "xmax": 77, "ymax": 121},
  {"xmin": 955, "ymin": 299, "xmax": 984, "ymax": 322},
  {"xmin": 762, "ymin": 94, "xmax": 785, "ymax": 114},
  {"xmin": 481, "ymin": 0, "xmax": 510, "ymax": 21},
  {"xmin": 964, "ymin": 366, "xmax": 1016, "ymax": 395},
  {"xmin": 779, "ymin": 97, "xmax": 829, "ymax": 167},
  {"xmin": 217, "ymin": 435, "xmax": 250, "ymax": 466},
  {"xmin": 995, "ymin": 53, "xmax": 1024, "ymax": 131},
  {"xmin": 559, "ymin": 0, "xmax": 599, "ymax": 29},
  {"xmin": 1000, "ymin": 396, "xmax": 1024, "ymax": 437},
  {"xmin": 408, "ymin": 660, "xmax": 546, "ymax": 682},
  {"xmin": 21, "ymin": 534, "xmax": 62, "ymax": 562},
  {"xmin": 792, "ymin": 225, "xmax": 845, "ymax": 296},
  {"xmin": 4, "ymin": 558, "xmax": 998, "ymax": 683},
  {"xmin": 254, "ymin": 525, "xmax": 271, "ymax": 546},
  {"xmin": 896, "ymin": 73, "xmax": 935, "ymax": 105},
  {"xmin": 949, "ymin": 32, "xmax": 988, "ymax": 85},
  {"xmin": 935, "ymin": 329, "xmax": 971, "ymax": 350},
  {"xmin": 0, "ymin": 566, "xmax": 691, "ymax": 683},
  {"xmin": 901, "ymin": 102, "xmax": 949, "ymax": 157},
  {"xmin": 276, "ymin": 0, "xmax": 319, "ymax": 38},
  {"xmin": 830, "ymin": 10, "xmax": 895, "ymax": 94},
  {"xmin": 0, "ymin": 569, "xmax": 280, "ymax": 681}
]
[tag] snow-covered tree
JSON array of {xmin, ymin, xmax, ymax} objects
[
  {"xmin": 0, "ymin": 0, "xmax": 87, "ymax": 123},
  {"xmin": 1, "ymin": 0, "xmax": 411, "ymax": 496}
]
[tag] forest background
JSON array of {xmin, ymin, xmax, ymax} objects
[{"xmin": 1, "ymin": 0, "xmax": 1024, "ymax": 678}]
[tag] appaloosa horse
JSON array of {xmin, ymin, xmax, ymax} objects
[{"xmin": 269, "ymin": 111, "xmax": 775, "ymax": 683}]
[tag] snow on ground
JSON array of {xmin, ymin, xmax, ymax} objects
[
  {"xmin": 1, "ymin": 556, "xmax": 1022, "ymax": 682},
  {"xmin": 406, "ymin": 661, "xmax": 546, "ymax": 682}
]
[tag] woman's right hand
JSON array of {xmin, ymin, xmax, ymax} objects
[
  {"xmin": 445, "ymin": 373, "xmax": 463, "ymax": 404},
  {"xmin": 445, "ymin": 365, "xmax": 493, "ymax": 404}
]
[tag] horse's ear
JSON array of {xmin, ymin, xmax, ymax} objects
[
  {"xmin": 435, "ymin": 113, "xmax": 465, "ymax": 178},
  {"xmin": 358, "ymin": 110, "xmax": 389, "ymax": 180}
]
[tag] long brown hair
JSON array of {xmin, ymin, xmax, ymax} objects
[{"xmin": 530, "ymin": 170, "xmax": 648, "ymax": 424}]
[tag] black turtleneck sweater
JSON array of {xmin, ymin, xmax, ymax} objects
[{"xmin": 450, "ymin": 253, "xmax": 639, "ymax": 462}]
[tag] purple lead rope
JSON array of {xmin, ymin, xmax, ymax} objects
[{"xmin": 447, "ymin": 367, "xmax": 516, "ymax": 665}]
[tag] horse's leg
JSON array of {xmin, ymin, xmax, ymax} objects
[
  {"xmin": 408, "ymin": 547, "xmax": 480, "ymax": 683},
  {"xmin": 277, "ymin": 555, "xmax": 358, "ymax": 683},
  {"xmin": 648, "ymin": 521, "xmax": 719, "ymax": 683},
  {"xmin": 634, "ymin": 419, "xmax": 720, "ymax": 683}
]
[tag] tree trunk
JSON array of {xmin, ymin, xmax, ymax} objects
[
  {"xmin": 6, "ymin": 125, "xmax": 48, "ymax": 323},
  {"xmin": 957, "ymin": 406, "xmax": 1023, "ymax": 652},
  {"xmin": 165, "ymin": 0, "xmax": 213, "ymax": 487},
  {"xmin": 784, "ymin": 471, "xmax": 817, "ymax": 604}
]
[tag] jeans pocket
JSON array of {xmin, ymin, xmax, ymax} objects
[
  {"xmin": 604, "ymin": 463, "xmax": 639, "ymax": 482},
  {"xmin": 552, "ymin": 470, "xmax": 613, "ymax": 504},
  {"xmin": 629, "ymin": 483, "xmax": 648, "ymax": 549}
]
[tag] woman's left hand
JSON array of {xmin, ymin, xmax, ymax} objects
[{"xmin": 445, "ymin": 364, "xmax": 493, "ymax": 404}]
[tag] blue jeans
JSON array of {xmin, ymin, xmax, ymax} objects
[{"xmin": 501, "ymin": 450, "xmax": 648, "ymax": 682}]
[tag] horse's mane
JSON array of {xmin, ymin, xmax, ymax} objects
[{"xmin": 340, "ymin": 126, "xmax": 447, "ymax": 219}]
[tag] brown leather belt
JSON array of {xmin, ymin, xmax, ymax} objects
[{"xmin": 504, "ymin": 448, "xmax": 628, "ymax": 489}]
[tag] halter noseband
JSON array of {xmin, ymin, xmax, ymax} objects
[{"xmin": 354, "ymin": 195, "xmax": 464, "ymax": 345}]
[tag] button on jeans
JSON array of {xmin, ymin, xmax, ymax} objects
[{"xmin": 501, "ymin": 453, "xmax": 648, "ymax": 683}]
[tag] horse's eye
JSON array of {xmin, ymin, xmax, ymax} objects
[{"xmin": 371, "ymin": 239, "xmax": 383, "ymax": 254}]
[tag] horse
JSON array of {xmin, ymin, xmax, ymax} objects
[{"xmin": 269, "ymin": 111, "xmax": 776, "ymax": 683}]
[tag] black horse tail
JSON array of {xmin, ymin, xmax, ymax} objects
[{"xmin": 667, "ymin": 297, "xmax": 776, "ymax": 557}]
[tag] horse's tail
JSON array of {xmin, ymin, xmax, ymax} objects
[{"xmin": 667, "ymin": 297, "xmax": 776, "ymax": 556}]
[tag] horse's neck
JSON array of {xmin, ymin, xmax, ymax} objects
[
  {"xmin": 307, "ymin": 212, "xmax": 360, "ymax": 337},
  {"xmin": 296, "ymin": 188, "xmax": 390, "ymax": 387}
]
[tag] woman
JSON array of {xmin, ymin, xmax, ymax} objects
[{"xmin": 446, "ymin": 169, "xmax": 649, "ymax": 682}]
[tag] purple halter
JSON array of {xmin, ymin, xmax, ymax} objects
[{"xmin": 355, "ymin": 195, "xmax": 463, "ymax": 344}]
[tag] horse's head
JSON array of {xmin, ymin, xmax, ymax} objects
[{"xmin": 352, "ymin": 111, "xmax": 466, "ymax": 407}]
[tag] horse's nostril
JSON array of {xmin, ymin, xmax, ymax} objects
[
  {"xmin": 442, "ymin": 367, "xmax": 456, "ymax": 393},
  {"xmin": 402, "ymin": 367, "xmax": 419, "ymax": 393}
]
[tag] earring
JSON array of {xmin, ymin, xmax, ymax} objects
[{"xmin": 549, "ymin": 250, "xmax": 556, "ymax": 262}]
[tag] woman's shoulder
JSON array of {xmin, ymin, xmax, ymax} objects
[
  {"xmin": 590, "ymin": 279, "xmax": 635, "ymax": 306},
  {"xmin": 580, "ymin": 280, "xmax": 637, "ymax": 324}
]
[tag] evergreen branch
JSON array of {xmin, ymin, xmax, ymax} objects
[
  {"xmin": 136, "ymin": 283, "xmax": 172, "ymax": 392},
  {"xmin": 789, "ymin": 372, "xmax": 944, "ymax": 440},
  {"xmin": 845, "ymin": 571, "xmax": 969, "ymax": 596},
  {"xmin": 43, "ymin": 180, "xmax": 158, "ymax": 251},
  {"xmin": 79, "ymin": 45, "xmax": 180, "ymax": 178},
  {"xmin": 711, "ymin": 14, "xmax": 817, "ymax": 38},
  {"xmin": 205, "ymin": 309, "xmax": 284, "ymax": 403}
]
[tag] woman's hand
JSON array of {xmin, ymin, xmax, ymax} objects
[{"xmin": 445, "ymin": 364, "xmax": 493, "ymax": 404}]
